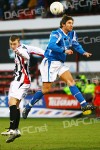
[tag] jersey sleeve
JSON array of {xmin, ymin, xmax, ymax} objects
[
  {"xmin": 72, "ymin": 31, "xmax": 86, "ymax": 55},
  {"xmin": 25, "ymin": 45, "xmax": 44, "ymax": 57},
  {"xmin": 47, "ymin": 31, "xmax": 65, "ymax": 53},
  {"xmin": 16, "ymin": 46, "xmax": 30, "ymax": 60}
]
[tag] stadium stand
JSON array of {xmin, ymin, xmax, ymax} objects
[
  {"xmin": 0, "ymin": 0, "xmax": 100, "ymax": 20},
  {"xmin": 0, "ymin": 70, "xmax": 13, "ymax": 94}
]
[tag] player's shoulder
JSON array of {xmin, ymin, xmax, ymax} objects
[
  {"xmin": 50, "ymin": 29, "xmax": 61, "ymax": 38},
  {"xmin": 68, "ymin": 30, "xmax": 77, "ymax": 38},
  {"xmin": 21, "ymin": 44, "xmax": 28, "ymax": 49},
  {"xmin": 51, "ymin": 28, "xmax": 61, "ymax": 34},
  {"xmin": 17, "ymin": 44, "xmax": 29, "ymax": 53},
  {"xmin": 68, "ymin": 30, "xmax": 75, "ymax": 35},
  {"xmin": 19, "ymin": 44, "xmax": 29, "ymax": 50}
]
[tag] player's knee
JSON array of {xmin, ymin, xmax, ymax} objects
[
  {"xmin": 67, "ymin": 80, "xmax": 76, "ymax": 86},
  {"xmin": 42, "ymin": 87, "xmax": 51, "ymax": 94},
  {"xmin": 42, "ymin": 83, "xmax": 52, "ymax": 94},
  {"xmin": 42, "ymin": 89, "xmax": 49, "ymax": 94},
  {"xmin": 8, "ymin": 97, "xmax": 18, "ymax": 106}
]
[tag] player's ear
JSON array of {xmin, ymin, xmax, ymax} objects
[{"xmin": 62, "ymin": 23, "xmax": 65, "ymax": 27}]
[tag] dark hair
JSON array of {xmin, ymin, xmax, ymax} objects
[
  {"xmin": 9, "ymin": 35, "xmax": 20, "ymax": 42},
  {"xmin": 60, "ymin": 15, "xmax": 74, "ymax": 28}
]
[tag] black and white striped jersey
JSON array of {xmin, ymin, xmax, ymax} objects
[{"xmin": 14, "ymin": 44, "xmax": 44, "ymax": 84}]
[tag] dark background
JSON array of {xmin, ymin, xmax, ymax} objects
[{"xmin": 0, "ymin": 28, "xmax": 100, "ymax": 63}]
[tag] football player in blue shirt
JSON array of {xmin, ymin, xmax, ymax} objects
[{"xmin": 22, "ymin": 15, "xmax": 95, "ymax": 119}]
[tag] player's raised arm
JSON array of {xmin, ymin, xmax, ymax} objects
[
  {"xmin": 72, "ymin": 31, "xmax": 89, "ymax": 55},
  {"xmin": 25, "ymin": 45, "xmax": 45, "ymax": 57},
  {"xmin": 14, "ymin": 47, "xmax": 30, "ymax": 60}
]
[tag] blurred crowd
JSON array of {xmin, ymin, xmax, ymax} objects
[
  {"xmin": 0, "ymin": 0, "xmax": 100, "ymax": 20},
  {"xmin": 46, "ymin": 74, "xmax": 100, "ymax": 116},
  {"xmin": 62, "ymin": 0, "xmax": 100, "ymax": 16},
  {"xmin": 75, "ymin": 75, "xmax": 100, "ymax": 117},
  {"xmin": 63, "ymin": 75, "xmax": 100, "ymax": 117}
]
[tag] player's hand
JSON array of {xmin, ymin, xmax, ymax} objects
[
  {"xmin": 83, "ymin": 52, "xmax": 92, "ymax": 58},
  {"xmin": 65, "ymin": 49, "xmax": 73, "ymax": 55}
]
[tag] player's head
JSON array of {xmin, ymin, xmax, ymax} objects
[
  {"xmin": 60, "ymin": 15, "xmax": 74, "ymax": 33},
  {"xmin": 9, "ymin": 35, "xmax": 20, "ymax": 50}
]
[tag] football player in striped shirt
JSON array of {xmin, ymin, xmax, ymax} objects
[{"xmin": 1, "ymin": 35, "xmax": 44, "ymax": 143}]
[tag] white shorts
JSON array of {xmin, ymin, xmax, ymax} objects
[
  {"xmin": 8, "ymin": 81, "xmax": 30, "ymax": 100},
  {"xmin": 40, "ymin": 58, "xmax": 69, "ymax": 82}
]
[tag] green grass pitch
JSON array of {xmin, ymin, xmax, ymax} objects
[{"xmin": 0, "ymin": 117, "xmax": 100, "ymax": 150}]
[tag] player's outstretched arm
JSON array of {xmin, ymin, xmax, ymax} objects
[
  {"xmin": 47, "ymin": 31, "xmax": 65, "ymax": 53},
  {"xmin": 26, "ymin": 45, "xmax": 44, "ymax": 57},
  {"xmin": 14, "ymin": 48, "xmax": 30, "ymax": 60}
]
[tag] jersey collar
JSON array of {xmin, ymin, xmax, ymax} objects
[{"xmin": 59, "ymin": 28, "xmax": 68, "ymax": 37}]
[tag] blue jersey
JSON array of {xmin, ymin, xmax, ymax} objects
[{"xmin": 44, "ymin": 28, "xmax": 86, "ymax": 62}]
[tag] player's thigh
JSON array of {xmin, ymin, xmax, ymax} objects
[
  {"xmin": 59, "ymin": 70, "xmax": 75, "ymax": 86},
  {"xmin": 40, "ymin": 58, "xmax": 60, "ymax": 82},
  {"xmin": 8, "ymin": 96, "xmax": 19, "ymax": 106},
  {"xmin": 42, "ymin": 82, "xmax": 52, "ymax": 94},
  {"xmin": 16, "ymin": 100, "xmax": 21, "ymax": 108},
  {"xmin": 8, "ymin": 81, "xmax": 30, "ymax": 101}
]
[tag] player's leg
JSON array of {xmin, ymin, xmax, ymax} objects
[
  {"xmin": 59, "ymin": 70, "xmax": 96, "ymax": 111},
  {"xmin": 1, "ymin": 97, "xmax": 18, "ymax": 136},
  {"xmin": 1, "ymin": 81, "xmax": 29, "ymax": 142},
  {"xmin": 16, "ymin": 101, "xmax": 20, "ymax": 128},
  {"xmin": 22, "ymin": 82, "xmax": 52, "ymax": 119},
  {"xmin": 15, "ymin": 101, "xmax": 21, "ymax": 138},
  {"xmin": 6, "ymin": 100, "xmax": 22, "ymax": 142},
  {"xmin": 8, "ymin": 97, "xmax": 18, "ymax": 130},
  {"xmin": 2, "ymin": 81, "xmax": 20, "ymax": 135},
  {"xmin": 22, "ymin": 58, "xmax": 55, "ymax": 119},
  {"xmin": 2, "ymin": 97, "xmax": 19, "ymax": 143},
  {"xmin": 5, "ymin": 100, "xmax": 21, "ymax": 143},
  {"xmin": 60, "ymin": 70, "xmax": 87, "ymax": 105},
  {"xmin": 26, "ymin": 82, "xmax": 52, "ymax": 107}
]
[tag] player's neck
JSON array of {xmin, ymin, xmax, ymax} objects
[{"xmin": 60, "ymin": 28, "xmax": 68, "ymax": 35}]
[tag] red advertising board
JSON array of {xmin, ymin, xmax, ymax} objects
[{"xmin": 44, "ymin": 94, "xmax": 81, "ymax": 109}]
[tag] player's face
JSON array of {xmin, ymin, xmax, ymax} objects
[
  {"xmin": 9, "ymin": 39, "xmax": 20, "ymax": 50},
  {"xmin": 62, "ymin": 20, "xmax": 74, "ymax": 33}
]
